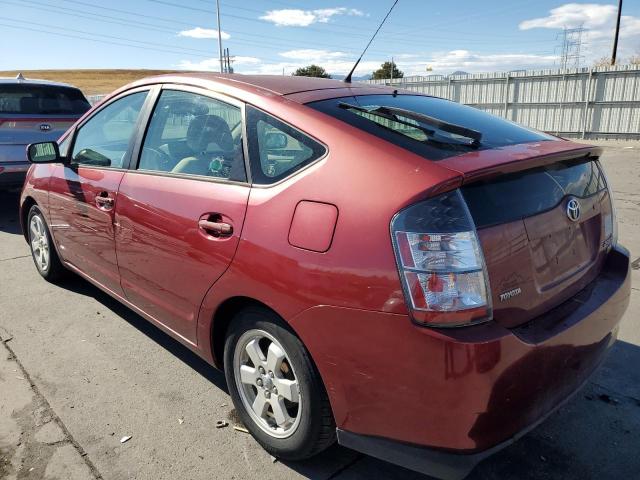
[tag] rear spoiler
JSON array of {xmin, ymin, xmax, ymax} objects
[{"xmin": 437, "ymin": 141, "xmax": 602, "ymax": 184}]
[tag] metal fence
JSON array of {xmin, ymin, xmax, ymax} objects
[
  {"xmin": 365, "ymin": 65, "xmax": 640, "ymax": 140},
  {"xmin": 87, "ymin": 94, "xmax": 106, "ymax": 105}
]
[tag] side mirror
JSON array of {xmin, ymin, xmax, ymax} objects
[
  {"xmin": 27, "ymin": 142, "xmax": 61, "ymax": 164},
  {"xmin": 264, "ymin": 132, "xmax": 288, "ymax": 150}
]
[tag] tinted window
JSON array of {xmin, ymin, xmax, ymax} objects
[
  {"xmin": 308, "ymin": 95, "xmax": 553, "ymax": 161},
  {"xmin": 246, "ymin": 106, "xmax": 326, "ymax": 184},
  {"xmin": 71, "ymin": 91, "xmax": 147, "ymax": 168},
  {"xmin": 462, "ymin": 160, "xmax": 606, "ymax": 228},
  {"xmin": 0, "ymin": 84, "xmax": 90, "ymax": 115},
  {"xmin": 138, "ymin": 90, "xmax": 245, "ymax": 182}
]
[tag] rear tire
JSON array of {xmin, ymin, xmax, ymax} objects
[
  {"xmin": 27, "ymin": 205, "xmax": 66, "ymax": 282},
  {"xmin": 224, "ymin": 307, "xmax": 335, "ymax": 460}
]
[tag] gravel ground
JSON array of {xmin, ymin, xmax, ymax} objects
[{"xmin": 0, "ymin": 144, "xmax": 639, "ymax": 480}]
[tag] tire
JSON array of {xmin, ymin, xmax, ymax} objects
[
  {"xmin": 27, "ymin": 205, "xmax": 66, "ymax": 282},
  {"xmin": 224, "ymin": 307, "xmax": 335, "ymax": 460}
]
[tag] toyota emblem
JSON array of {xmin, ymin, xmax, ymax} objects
[{"xmin": 566, "ymin": 198, "xmax": 581, "ymax": 222}]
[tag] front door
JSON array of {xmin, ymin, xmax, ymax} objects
[
  {"xmin": 48, "ymin": 90, "xmax": 150, "ymax": 295},
  {"xmin": 114, "ymin": 88, "xmax": 250, "ymax": 343}
]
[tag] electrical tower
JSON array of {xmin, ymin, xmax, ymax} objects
[{"xmin": 556, "ymin": 25, "xmax": 585, "ymax": 69}]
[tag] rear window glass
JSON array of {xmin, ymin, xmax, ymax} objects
[
  {"xmin": 461, "ymin": 160, "xmax": 606, "ymax": 228},
  {"xmin": 0, "ymin": 84, "xmax": 90, "ymax": 115},
  {"xmin": 308, "ymin": 95, "xmax": 553, "ymax": 161}
]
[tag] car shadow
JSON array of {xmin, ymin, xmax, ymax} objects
[
  {"xmin": 54, "ymin": 266, "xmax": 640, "ymax": 480},
  {"xmin": 56, "ymin": 274, "xmax": 229, "ymax": 394},
  {"xmin": 0, "ymin": 190, "xmax": 22, "ymax": 235}
]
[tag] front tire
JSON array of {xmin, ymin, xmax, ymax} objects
[
  {"xmin": 27, "ymin": 205, "xmax": 66, "ymax": 282},
  {"xmin": 224, "ymin": 307, "xmax": 335, "ymax": 460}
]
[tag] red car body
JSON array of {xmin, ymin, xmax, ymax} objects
[{"xmin": 20, "ymin": 74, "xmax": 630, "ymax": 479}]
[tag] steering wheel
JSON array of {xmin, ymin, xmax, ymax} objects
[{"xmin": 140, "ymin": 147, "xmax": 173, "ymax": 171}]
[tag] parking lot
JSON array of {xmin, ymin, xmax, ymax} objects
[{"xmin": 0, "ymin": 143, "xmax": 639, "ymax": 480}]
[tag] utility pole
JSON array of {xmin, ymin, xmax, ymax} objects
[
  {"xmin": 611, "ymin": 0, "xmax": 623, "ymax": 65},
  {"xmin": 216, "ymin": 0, "xmax": 224, "ymax": 73},
  {"xmin": 390, "ymin": 57, "xmax": 394, "ymax": 84}
]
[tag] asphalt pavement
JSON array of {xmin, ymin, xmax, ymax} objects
[{"xmin": 1, "ymin": 144, "xmax": 639, "ymax": 480}]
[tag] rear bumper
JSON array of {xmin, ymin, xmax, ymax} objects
[
  {"xmin": 291, "ymin": 245, "xmax": 630, "ymax": 479},
  {"xmin": 0, "ymin": 162, "xmax": 29, "ymax": 188}
]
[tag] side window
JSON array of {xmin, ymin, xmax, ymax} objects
[
  {"xmin": 246, "ymin": 106, "xmax": 326, "ymax": 185},
  {"xmin": 138, "ymin": 90, "xmax": 246, "ymax": 182},
  {"xmin": 71, "ymin": 92, "xmax": 147, "ymax": 168}
]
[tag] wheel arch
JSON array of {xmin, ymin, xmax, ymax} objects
[
  {"xmin": 20, "ymin": 196, "xmax": 38, "ymax": 241},
  {"xmin": 211, "ymin": 296, "xmax": 284, "ymax": 368}
]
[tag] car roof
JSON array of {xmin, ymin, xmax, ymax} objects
[
  {"xmin": 0, "ymin": 76, "xmax": 79, "ymax": 89},
  {"xmin": 124, "ymin": 72, "xmax": 400, "ymax": 104}
]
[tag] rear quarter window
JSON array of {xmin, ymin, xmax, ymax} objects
[{"xmin": 246, "ymin": 106, "xmax": 326, "ymax": 185}]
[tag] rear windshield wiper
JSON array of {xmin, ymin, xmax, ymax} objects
[{"xmin": 338, "ymin": 102, "xmax": 482, "ymax": 148}]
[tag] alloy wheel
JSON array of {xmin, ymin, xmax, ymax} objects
[
  {"xmin": 233, "ymin": 329, "xmax": 302, "ymax": 439},
  {"xmin": 30, "ymin": 215, "xmax": 50, "ymax": 273}
]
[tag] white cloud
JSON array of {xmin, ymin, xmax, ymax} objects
[
  {"xmin": 260, "ymin": 7, "xmax": 363, "ymax": 27},
  {"xmin": 279, "ymin": 49, "xmax": 349, "ymax": 61},
  {"xmin": 417, "ymin": 50, "xmax": 557, "ymax": 74},
  {"xmin": 519, "ymin": 3, "xmax": 640, "ymax": 61},
  {"xmin": 177, "ymin": 56, "xmax": 261, "ymax": 71},
  {"xmin": 177, "ymin": 48, "xmax": 562, "ymax": 77},
  {"xmin": 178, "ymin": 27, "xmax": 230, "ymax": 40},
  {"xmin": 519, "ymin": 3, "xmax": 616, "ymax": 30}
]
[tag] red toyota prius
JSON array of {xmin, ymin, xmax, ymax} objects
[{"xmin": 20, "ymin": 74, "xmax": 630, "ymax": 479}]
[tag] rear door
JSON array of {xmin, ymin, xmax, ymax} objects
[
  {"xmin": 114, "ymin": 87, "xmax": 250, "ymax": 343},
  {"xmin": 48, "ymin": 88, "xmax": 152, "ymax": 295}
]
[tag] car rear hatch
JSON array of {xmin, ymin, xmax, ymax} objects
[
  {"xmin": 0, "ymin": 115, "xmax": 77, "ymax": 164},
  {"xmin": 0, "ymin": 83, "xmax": 89, "ymax": 163},
  {"xmin": 439, "ymin": 141, "xmax": 613, "ymax": 329}
]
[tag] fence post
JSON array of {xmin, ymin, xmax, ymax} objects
[
  {"xmin": 581, "ymin": 68, "xmax": 594, "ymax": 139},
  {"xmin": 503, "ymin": 73, "xmax": 510, "ymax": 118}
]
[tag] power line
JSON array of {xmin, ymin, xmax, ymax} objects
[{"xmin": 0, "ymin": 15, "xmax": 216, "ymax": 55}]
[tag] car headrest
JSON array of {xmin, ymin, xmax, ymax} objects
[{"xmin": 186, "ymin": 114, "xmax": 234, "ymax": 153}]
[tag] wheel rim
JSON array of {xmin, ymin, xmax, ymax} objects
[
  {"xmin": 233, "ymin": 329, "xmax": 302, "ymax": 439},
  {"xmin": 29, "ymin": 215, "xmax": 50, "ymax": 272}
]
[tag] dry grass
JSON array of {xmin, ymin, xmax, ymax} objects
[{"xmin": 0, "ymin": 69, "xmax": 185, "ymax": 96}]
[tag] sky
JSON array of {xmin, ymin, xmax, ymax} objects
[{"xmin": 1, "ymin": 0, "xmax": 639, "ymax": 77}]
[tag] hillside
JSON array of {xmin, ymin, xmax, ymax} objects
[{"xmin": 0, "ymin": 69, "xmax": 186, "ymax": 96}]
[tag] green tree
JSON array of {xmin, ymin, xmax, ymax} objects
[
  {"xmin": 372, "ymin": 61, "xmax": 404, "ymax": 80},
  {"xmin": 293, "ymin": 65, "xmax": 331, "ymax": 78}
]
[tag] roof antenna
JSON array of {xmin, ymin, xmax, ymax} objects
[{"xmin": 344, "ymin": 0, "xmax": 399, "ymax": 83}]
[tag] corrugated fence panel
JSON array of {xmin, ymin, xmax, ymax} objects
[{"xmin": 367, "ymin": 65, "xmax": 640, "ymax": 140}]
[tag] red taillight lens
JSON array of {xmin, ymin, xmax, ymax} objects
[{"xmin": 391, "ymin": 189, "xmax": 492, "ymax": 327}]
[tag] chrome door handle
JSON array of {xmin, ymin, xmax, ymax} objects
[
  {"xmin": 198, "ymin": 219, "xmax": 233, "ymax": 236},
  {"xmin": 95, "ymin": 194, "xmax": 114, "ymax": 210}
]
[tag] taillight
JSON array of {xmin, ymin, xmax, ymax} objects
[
  {"xmin": 598, "ymin": 161, "xmax": 618, "ymax": 251},
  {"xmin": 391, "ymin": 189, "xmax": 492, "ymax": 327}
]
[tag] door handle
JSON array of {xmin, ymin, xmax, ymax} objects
[
  {"xmin": 95, "ymin": 192, "xmax": 114, "ymax": 211},
  {"xmin": 198, "ymin": 218, "xmax": 233, "ymax": 236}
]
